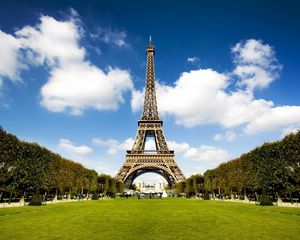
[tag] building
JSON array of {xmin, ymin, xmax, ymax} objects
[{"xmin": 135, "ymin": 180, "xmax": 167, "ymax": 193}]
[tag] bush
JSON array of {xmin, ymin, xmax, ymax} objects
[
  {"xmin": 110, "ymin": 194, "xmax": 116, "ymax": 198},
  {"xmin": 29, "ymin": 193, "xmax": 43, "ymax": 206},
  {"xmin": 91, "ymin": 192, "xmax": 99, "ymax": 200},
  {"xmin": 260, "ymin": 193, "xmax": 273, "ymax": 206},
  {"xmin": 203, "ymin": 193, "xmax": 210, "ymax": 200}
]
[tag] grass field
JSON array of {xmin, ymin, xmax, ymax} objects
[{"xmin": 0, "ymin": 198, "xmax": 300, "ymax": 240}]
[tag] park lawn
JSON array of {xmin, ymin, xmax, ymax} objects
[{"xmin": 0, "ymin": 198, "xmax": 300, "ymax": 240}]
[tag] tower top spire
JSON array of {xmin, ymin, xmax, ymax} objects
[{"xmin": 147, "ymin": 37, "xmax": 155, "ymax": 54}]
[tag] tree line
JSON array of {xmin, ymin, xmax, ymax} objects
[
  {"xmin": 175, "ymin": 131, "xmax": 300, "ymax": 202},
  {"xmin": 0, "ymin": 127, "xmax": 124, "ymax": 203},
  {"xmin": 1, "ymin": 126, "xmax": 299, "ymax": 203}
]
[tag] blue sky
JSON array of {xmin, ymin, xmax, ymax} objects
[{"xmin": 1, "ymin": 0, "xmax": 299, "ymax": 183}]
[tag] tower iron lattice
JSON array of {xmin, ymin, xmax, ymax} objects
[{"xmin": 115, "ymin": 40, "xmax": 186, "ymax": 186}]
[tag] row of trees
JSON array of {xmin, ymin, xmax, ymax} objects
[
  {"xmin": 97, "ymin": 174, "xmax": 124, "ymax": 197},
  {"xmin": 2, "ymin": 126, "xmax": 299, "ymax": 202},
  {"xmin": 0, "ymin": 128, "xmax": 124, "ymax": 202},
  {"xmin": 175, "ymin": 174, "xmax": 204, "ymax": 197},
  {"xmin": 175, "ymin": 131, "xmax": 300, "ymax": 201}
]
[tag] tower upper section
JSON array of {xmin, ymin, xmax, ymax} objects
[{"xmin": 141, "ymin": 40, "xmax": 160, "ymax": 121}]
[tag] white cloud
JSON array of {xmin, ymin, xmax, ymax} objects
[
  {"xmin": 244, "ymin": 106, "xmax": 300, "ymax": 135},
  {"xmin": 0, "ymin": 14, "xmax": 133, "ymax": 114},
  {"xmin": 40, "ymin": 64, "xmax": 132, "ymax": 115},
  {"xmin": 214, "ymin": 130, "xmax": 237, "ymax": 142},
  {"xmin": 16, "ymin": 16, "xmax": 85, "ymax": 66},
  {"xmin": 182, "ymin": 144, "xmax": 230, "ymax": 173},
  {"xmin": 232, "ymin": 39, "xmax": 281, "ymax": 91},
  {"xmin": 183, "ymin": 145, "xmax": 230, "ymax": 162},
  {"xmin": 69, "ymin": 8, "xmax": 80, "ymax": 18},
  {"xmin": 58, "ymin": 138, "xmax": 92, "ymax": 155},
  {"xmin": 144, "ymin": 138, "xmax": 156, "ymax": 151},
  {"xmin": 187, "ymin": 57, "xmax": 199, "ymax": 64},
  {"xmin": 119, "ymin": 138, "xmax": 135, "ymax": 150},
  {"xmin": 132, "ymin": 69, "xmax": 231, "ymax": 127},
  {"xmin": 131, "ymin": 39, "xmax": 300, "ymax": 136},
  {"xmin": 93, "ymin": 137, "xmax": 134, "ymax": 155},
  {"xmin": 232, "ymin": 39, "xmax": 275, "ymax": 67},
  {"xmin": 281, "ymin": 126, "xmax": 300, "ymax": 137},
  {"xmin": 91, "ymin": 27, "xmax": 127, "ymax": 47},
  {"xmin": 167, "ymin": 140, "xmax": 190, "ymax": 153},
  {"xmin": 131, "ymin": 89, "xmax": 145, "ymax": 112},
  {"xmin": 0, "ymin": 31, "xmax": 23, "ymax": 81},
  {"xmin": 91, "ymin": 138, "xmax": 104, "ymax": 145},
  {"xmin": 92, "ymin": 138, "xmax": 119, "ymax": 154}
]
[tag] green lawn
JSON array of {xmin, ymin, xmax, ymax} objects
[{"xmin": 0, "ymin": 198, "xmax": 300, "ymax": 240}]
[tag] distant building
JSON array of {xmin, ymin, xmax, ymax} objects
[{"xmin": 135, "ymin": 181, "xmax": 167, "ymax": 193}]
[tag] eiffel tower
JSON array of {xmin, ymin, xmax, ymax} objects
[{"xmin": 115, "ymin": 39, "xmax": 186, "ymax": 186}]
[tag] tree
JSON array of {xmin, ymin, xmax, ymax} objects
[
  {"xmin": 185, "ymin": 177, "xmax": 195, "ymax": 197},
  {"xmin": 97, "ymin": 174, "xmax": 110, "ymax": 195},
  {"xmin": 175, "ymin": 182, "xmax": 186, "ymax": 196},
  {"xmin": 184, "ymin": 174, "xmax": 204, "ymax": 197},
  {"xmin": 204, "ymin": 170, "xmax": 213, "ymax": 194},
  {"xmin": 116, "ymin": 181, "xmax": 125, "ymax": 194},
  {"xmin": 107, "ymin": 177, "xmax": 116, "ymax": 197},
  {"xmin": 0, "ymin": 128, "xmax": 21, "ymax": 200},
  {"xmin": 281, "ymin": 131, "xmax": 300, "ymax": 196}
]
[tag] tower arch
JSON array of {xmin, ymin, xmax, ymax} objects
[{"xmin": 125, "ymin": 166, "xmax": 175, "ymax": 187}]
